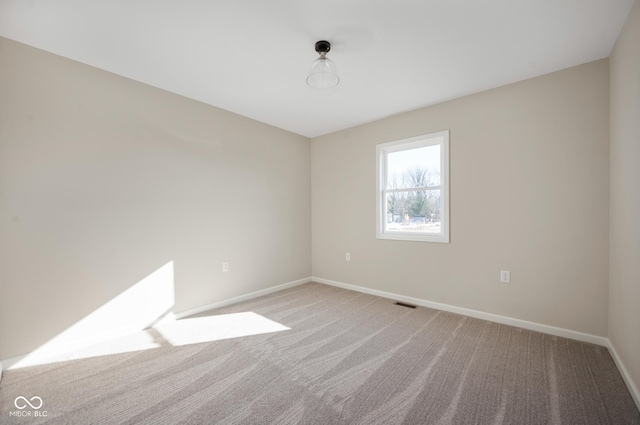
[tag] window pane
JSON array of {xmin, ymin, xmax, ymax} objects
[
  {"xmin": 385, "ymin": 190, "xmax": 441, "ymax": 234},
  {"xmin": 376, "ymin": 130, "xmax": 449, "ymax": 243},
  {"xmin": 387, "ymin": 144, "xmax": 441, "ymax": 189}
]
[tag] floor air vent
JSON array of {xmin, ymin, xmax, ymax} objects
[{"xmin": 394, "ymin": 301, "xmax": 417, "ymax": 309}]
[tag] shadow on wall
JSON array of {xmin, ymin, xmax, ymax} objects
[{"xmin": 6, "ymin": 261, "xmax": 176, "ymax": 369}]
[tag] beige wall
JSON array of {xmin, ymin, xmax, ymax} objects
[
  {"xmin": 609, "ymin": 0, "xmax": 640, "ymax": 399},
  {"xmin": 312, "ymin": 60, "xmax": 610, "ymax": 336},
  {"xmin": 0, "ymin": 37, "xmax": 311, "ymax": 359}
]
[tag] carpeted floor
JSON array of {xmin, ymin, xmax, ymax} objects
[{"xmin": 1, "ymin": 282, "xmax": 639, "ymax": 424}]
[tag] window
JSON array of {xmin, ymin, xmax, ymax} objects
[{"xmin": 376, "ymin": 130, "xmax": 449, "ymax": 243}]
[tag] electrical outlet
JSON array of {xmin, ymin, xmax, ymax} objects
[
  {"xmin": 222, "ymin": 261, "xmax": 229, "ymax": 272},
  {"xmin": 500, "ymin": 270, "xmax": 511, "ymax": 283},
  {"xmin": 346, "ymin": 253, "xmax": 351, "ymax": 261}
]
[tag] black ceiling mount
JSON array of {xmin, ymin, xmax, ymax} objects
[{"xmin": 315, "ymin": 40, "xmax": 331, "ymax": 54}]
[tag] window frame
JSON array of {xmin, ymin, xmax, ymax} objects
[{"xmin": 376, "ymin": 130, "xmax": 450, "ymax": 243}]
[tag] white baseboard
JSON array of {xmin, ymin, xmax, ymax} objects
[
  {"xmin": 2, "ymin": 353, "xmax": 26, "ymax": 371},
  {"xmin": 174, "ymin": 277, "xmax": 311, "ymax": 319},
  {"xmin": 607, "ymin": 340, "xmax": 640, "ymax": 411},
  {"xmin": 312, "ymin": 277, "xmax": 609, "ymax": 346}
]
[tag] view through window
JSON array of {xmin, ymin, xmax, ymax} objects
[{"xmin": 376, "ymin": 130, "xmax": 449, "ymax": 243}]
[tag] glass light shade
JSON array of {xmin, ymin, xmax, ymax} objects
[{"xmin": 306, "ymin": 57, "xmax": 340, "ymax": 89}]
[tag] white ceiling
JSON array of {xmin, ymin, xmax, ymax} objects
[{"xmin": 0, "ymin": 0, "xmax": 635, "ymax": 138}]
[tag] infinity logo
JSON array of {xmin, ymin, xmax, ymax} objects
[{"xmin": 14, "ymin": 396, "xmax": 43, "ymax": 410}]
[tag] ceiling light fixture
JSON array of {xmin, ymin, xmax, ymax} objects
[{"xmin": 306, "ymin": 40, "xmax": 340, "ymax": 90}]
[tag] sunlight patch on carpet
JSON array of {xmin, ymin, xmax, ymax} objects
[{"xmin": 154, "ymin": 312, "xmax": 290, "ymax": 346}]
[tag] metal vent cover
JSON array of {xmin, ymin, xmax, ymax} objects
[{"xmin": 394, "ymin": 301, "xmax": 417, "ymax": 309}]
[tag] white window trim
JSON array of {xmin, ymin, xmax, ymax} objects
[{"xmin": 376, "ymin": 130, "xmax": 450, "ymax": 243}]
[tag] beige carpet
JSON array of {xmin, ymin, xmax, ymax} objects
[{"xmin": 1, "ymin": 282, "xmax": 638, "ymax": 424}]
